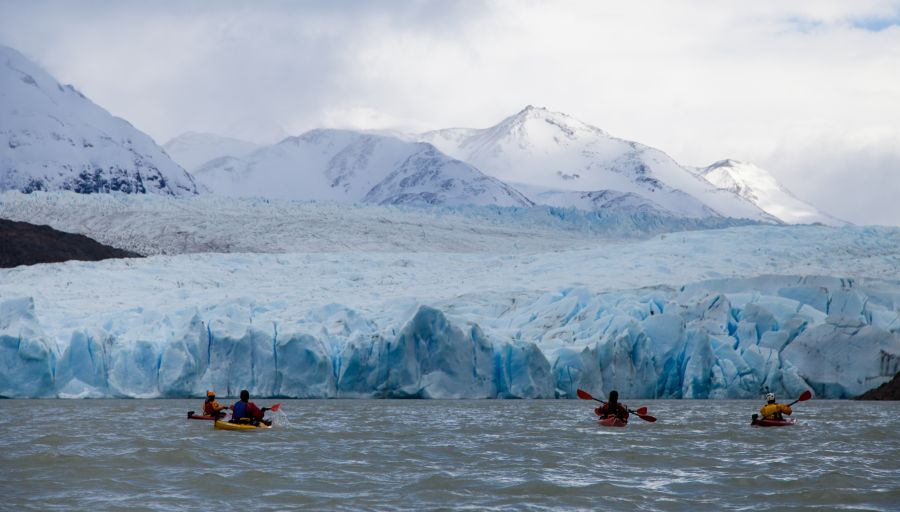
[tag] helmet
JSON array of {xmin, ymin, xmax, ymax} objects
[
  {"xmin": 765, "ymin": 392, "xmax": 775, "ymax": 401},
  {"xmin": 207, "ymin": 391, "xmax": 216, "ymax": 398}
]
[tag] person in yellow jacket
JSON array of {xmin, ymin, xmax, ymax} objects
[
  {"xmin": 759, "ymin": 392, "xmax": 792, "ymax": 420},
  {"xmin": 202, "ymin": 391, "xmax": 229, "ymax": 418}
]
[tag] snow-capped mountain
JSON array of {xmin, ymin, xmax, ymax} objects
[
  {"xmin": 194, "ymin": 129, "xmax": 532, "ymax": 207},
  {"xmin": 163, "ymin": 132, "xmax": 261, "ymax": 172},
  {"xmin": 422, "ymin": 106, "xmax": 778, "ymax": 221},
  {"xmin": 693, "ymin": 159, "xmax": 847, "ymax": 226},
  {"xmin": 0, "ymin": 45, "xmax": 197, "ymax": 196}
]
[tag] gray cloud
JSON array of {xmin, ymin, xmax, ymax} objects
[
  {"xmin": 1, "ymin": 0, "xmax": 898, "ymax": 225},
  {"xmin": 766, "ymin": 140, "xmax": 900, "ymax": 226}
]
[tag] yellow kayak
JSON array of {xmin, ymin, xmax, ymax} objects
[{"xmin": 214, "ymin": 420, "xmax": 272, "ymax": 431}]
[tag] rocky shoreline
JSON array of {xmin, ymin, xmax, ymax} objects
[
  {"xmin": 856, "ymin": 372, "xmax": 900, "ymax": 400},
  {"xmin": 1, "ymin": 218, "xmax": 140, "ymax": 268}
]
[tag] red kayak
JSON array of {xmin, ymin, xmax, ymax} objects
[
  {"xmin": 187, "ymin": 411, "xmax": 227, "ymax": 421},
  {"xmin": 598, "ymin": 416, "xmax": 628, "ymax": 427},
  {"xmin": 751, "ymin": 417, "xmax": 796, "ymax": 427}
]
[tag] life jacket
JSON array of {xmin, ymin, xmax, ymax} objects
[
  {"xmin": 231, "ymin": 400, "xmax": 264, "ymax": 424},
  {"xmin": 203, "ymin": 400, "xmax": 223, "ymax": 416},
  {"xmin": 232, "ymin": 400, "xmax": 249, "ymax": 420},
  {"xmin": 597, "ymin": 402, "xmax": 629, "ymax": 420},
  {"xmin": 760, "ymin": 403, "xmax": 792, "ymax": 420}
]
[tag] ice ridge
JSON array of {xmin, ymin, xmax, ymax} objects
[{"xmin": 2, "ymin": 275, "xmax": 897, "ymax": 399}]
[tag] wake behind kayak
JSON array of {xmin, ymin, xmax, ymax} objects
[
  {"xmin": 751, "ymin": 417, "xmax": 796, "ymax": 427},
  {"xmin": 598, "ymin": 416, "xmax": 628, "ymax": 427}
]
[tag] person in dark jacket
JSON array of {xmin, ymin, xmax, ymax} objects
[
  {"xmin": 594, "ymin": 390, "xmax": 630, "ymax": 422},
  {"xmin": 231, "ymin": 389, "xmax": 271, "ymax": 426}
]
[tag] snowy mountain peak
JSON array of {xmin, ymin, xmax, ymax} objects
[
  {"xmin": 509, "ymin": 104, "xmax": 577, "ymax": 123},
  {"xmin": 421, "ymin": 108, "xmax": 777, "ymax": 222},
  {"xmin": 694, "ymin": 159, "xmax": 846, "ymax": 226},
  {"xmin": 697, "ymin": 159, "xmax": 779, "ymax": 201},
  {"xmin": 0, "ymin": 44, "xmax": 198, "ymax": 196},
  {"xmin": 707, "ymin": 158, "xmax": 741, "ymax": 168},
  {"xmin": 509, "ymin": 104, "xmax": 554, "ymax": 121},
  {"xmin": 490, "ymin": 105, "xmax": 608, "ymax": 144}
]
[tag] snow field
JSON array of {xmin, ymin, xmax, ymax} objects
[{"xmin": 0, "ymin": 191, "xmax": 756, "ymax": 256}]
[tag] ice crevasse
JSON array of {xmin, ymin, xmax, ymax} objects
[{"xmin": 1, "ymin": 275, "xmax": 898, "ymax": 399}]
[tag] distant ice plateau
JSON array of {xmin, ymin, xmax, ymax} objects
[{"xmin": 1, "ymin": 201, "xmax": 898, "ymax": 399}]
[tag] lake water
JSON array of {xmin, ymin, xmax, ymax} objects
[{"xmin": 2, "ymin": 399, "xmax": 898, "ymax": 511}]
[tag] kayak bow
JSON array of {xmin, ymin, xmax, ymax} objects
[{"xmin": 187, "ymin": 411, "xmax": 227, "ymax": 421}]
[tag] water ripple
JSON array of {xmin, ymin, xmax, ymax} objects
[{"xmin": 1, "ymin": 399, "xmax": 898, "ymax": 511}]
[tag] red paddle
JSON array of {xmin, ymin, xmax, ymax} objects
[
  {"xmin": 268, "ymin": 403, "xmax": 281, "ymax": 412},
  {"xmin": 787, "ymin": 390, "xmax": 812, "ymax": 407},
  {"xmin": 576, "ymin": 389, "xmax": 657, "ymax": 422}
]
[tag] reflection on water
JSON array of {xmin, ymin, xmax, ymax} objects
[{"xmin": 1, "ymin": 399, "xmax": 899, "ymax": 511}]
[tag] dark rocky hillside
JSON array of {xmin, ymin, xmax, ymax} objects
[
  {"xmin": 856, "ymin": 372, "xmax": 900, "ymax": 400},
  {"xmin": 0, "ymin": 218, "xmax": 141, "ymax": 268}
]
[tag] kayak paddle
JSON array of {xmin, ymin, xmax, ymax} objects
[
  {"xmin": 576, "ymin": 388, "xmax": 657, "ymax": 423},
  {"xmin": 268, "ymin": 403, "xmax": 281, "ymax": 412},
  {"xmin": 787, "ymin": 390, "xmax": 812, "ymax": 407}
]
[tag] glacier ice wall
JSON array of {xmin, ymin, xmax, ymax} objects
[{"xmin": 1, "ymin": 275, "xmax": 897, "ymax": 399}]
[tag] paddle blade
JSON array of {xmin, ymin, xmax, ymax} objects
[
  {"xmin": 787, "ymin": 390, "xmax": 813, "ymax": 407},
  {"xmin": 635, "ymin": 407, "xmax": 648, "ymax": 415},
  {"xmin": 637, "ymin": 414, "xmax": 657, "ymax": 423},
  {"xmin": 269, "ymin": 403, "xmax": 281, "ymax": 412},
  {"xmin": 576, "ymin": 389, "xmax": 594, "ymax": 401}
]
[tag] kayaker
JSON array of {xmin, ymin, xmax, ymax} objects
[
  {"xmin": 594, "ymin": 390, "xmax": 629, "ymax": 422},
  {"xmin": 202, "ymin": 391, "xmax": 229, "ymax": 418},
  {"xmin": 231, "ymin": 389, "xmax": 271, "ymax": 426},
  {"xmin": 759, "ymin": 392, "xmax": 792, "ymax": 420}
]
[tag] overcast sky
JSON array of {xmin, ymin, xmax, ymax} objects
[{"xmin": 1, "ymin": 1, "xmax": 899, "ymax": 225}]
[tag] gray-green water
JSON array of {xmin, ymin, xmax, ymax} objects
[{"xmin": 2, "ymin": 400, "xmax": 898, "ymax": 511}]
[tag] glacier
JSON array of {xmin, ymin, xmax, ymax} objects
[
  {"xmin": 2, "ymin": 219, "xmax": 898, "ymax": 399},
  {"xmin": 0, "ymin": 191, "xmax": 759, "ymax": 256}
]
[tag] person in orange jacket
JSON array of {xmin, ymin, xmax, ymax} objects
[
  {"xmin": 202, "ymin": 391, "xmax": 229, "ymax": 418},
  {"xmin": 594, "ymin": 390, "xmax": 630, "ymax": 421},
  {"xmin": 759, "ymin": 392, "xmax": 792, "ymax": 420}
]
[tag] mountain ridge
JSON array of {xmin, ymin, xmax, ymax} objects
[
  {"xmin": 163, "ymin": 132, "xmax": 261, "ymax": 172},
  {"xmin": 0, "ymin": 43, "xmax": 839, "ymax": 225},
  {"xmin": 0, "ymin": 45, "xmax": 198, "ymax": 196},
  {"xmin": 193, "ymin": 128, "xmax": 532, "ymax": 207},
  {"xmin": 421, "ymin": 106, "xmax": 780, "ymax": 222},
  {"xmin": 692, "ymin": 159, "xmax": 847, "ymax": 226}
]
